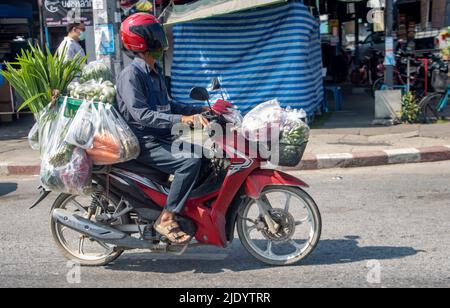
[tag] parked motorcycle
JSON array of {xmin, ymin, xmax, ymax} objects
[{"xmin": 32, "ymin": 79, "xmax": 322, "ymax": 266}]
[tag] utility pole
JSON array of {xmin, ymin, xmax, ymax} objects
[
  {"xmin": 354, "ymin": 1, "xmax": 360, "ymax": 65},
  {"xmin": 384, "ymin": 0, "xmax": 394, "ymax": 88},
  {"xmin": 92, "ymin": 0, "xmax": 123, "ymax": 81},
  {"xmin": 37, "ymin": 0, "xmax": 45, "ymax": 48}
]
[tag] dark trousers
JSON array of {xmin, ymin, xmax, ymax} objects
[{"xmin": 138, "ymin": 138, "xmax": 202, "ymax": 213}]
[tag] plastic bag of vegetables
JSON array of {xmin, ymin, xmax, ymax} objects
[
  {"xmin": 80, "ymin": 61, "xmax": 112, "ymax": 83},
  {"xmin": 242, "ymin": 99, "xmax": 283, "ymax": 142},
  {"xmin": 39, "ymin": 98, "xmax": 75, "ymax": 169},
  {"xmin": 40, "ymin": 147, "xmax": 92, "ymax": 195},
  {"xmin": 280, "ymin": 108, "xmax": 310, "ymax": 146},
  {"xmin": 38, "ymin": 98, "xmax": 93, "ymax": 194},
  {"xmin": 277, "ymin": 108, "xmax": 310, "ymax": 167},
  {"xmin": 58, "ymin": 147, "xmax": 93, "ymax": 195},
  {"xmin": 242, "ymin": 99, "xmax": 309, "ymax": 167},
  {"xmin": 28, "ymin": 122, "xmax": 40, "ymax": 151},
  {"xmin": 85, "ymin": 102, "xmax": 140, "ymax": 165},
  {"xmin": 68, "ymin": 79, "xmax": 116, "ymax": 104},
  {"xmin": 64, "ymin": 100, "xmax": 97, "ymax": 149}
]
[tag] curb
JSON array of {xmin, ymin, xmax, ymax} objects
[
  {"xmin": 1, "ymin": 145, "xmax": 450, "ymax": 175},
  {"xmin": 0, "ymin": 164, "xmax": 40, "ymax": 176},
  {"xmin": 291, "ymin": 145, "xmax": 450, "ymax": 171}
]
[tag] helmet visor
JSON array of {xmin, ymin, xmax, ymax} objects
[{"xmin": 131, "ymin": 23, "xmax": 169, "ymax": 52}]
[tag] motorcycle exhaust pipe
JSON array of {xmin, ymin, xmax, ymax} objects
[{"xmin": 52, "ymin": 209, "xmax": 164, "ymax": 250}]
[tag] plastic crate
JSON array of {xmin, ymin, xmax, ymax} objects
[{"xmin": 58, "ymin": 96, "xmax": 101, "ymax": 118}]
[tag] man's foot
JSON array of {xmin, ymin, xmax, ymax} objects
[{"xmin": 154, "ymin": 211, "xmax": 192, "ymax": 245}]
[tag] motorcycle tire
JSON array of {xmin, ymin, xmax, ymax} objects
[
  {"xmin": 50, "ymin": 191, "xmax": 127, "ymax": 267},
  {"xmin": 237, "ymin": 186, "xmax": 321, "ymax": 266}
]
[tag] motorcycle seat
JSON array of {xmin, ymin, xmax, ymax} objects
[{"xmin": 114, "ymin": 160, "xmax": 171, "ymax": 185}]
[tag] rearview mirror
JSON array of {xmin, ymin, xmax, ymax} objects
[{"xmin": 189, "ymin": 87, "xmax": 210, "ymax": 101}]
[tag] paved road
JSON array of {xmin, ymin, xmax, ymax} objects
[{"xmin": 0, "ymin": 162, "xmax": 449, "ymax": 288}]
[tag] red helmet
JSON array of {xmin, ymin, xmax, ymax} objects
[{"xmin": 120, "ymin": 13, "xmax": 168, "ymax": 53}]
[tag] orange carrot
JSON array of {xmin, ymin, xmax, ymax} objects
[
  {"xmin": 92, "ymin": 140, "xmax": 120, "ymax": 154},
  {"xmin": 86, "ymin": 148, "xmax": 120, "ymax": 164},
  {"xmin": 94, "ymin": 134, "xmax": 120, "ymax": 152}
]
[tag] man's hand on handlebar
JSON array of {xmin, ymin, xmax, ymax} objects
[{"xmin": 181, "ymin": 114, "xmax": 209, "ymax": 128}]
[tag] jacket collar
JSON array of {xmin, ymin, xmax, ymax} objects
[{"xmin": 132, "ymin": 57, "xmax": 162, "ymax": 76}]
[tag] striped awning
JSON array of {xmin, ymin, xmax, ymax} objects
[
  {"xmin": 170, "ymin": 0, "xmax": 324, "ymax": 115},
  {"xmin": 164, "ymin": 0, "xmax": 288, "ymax": 26}
]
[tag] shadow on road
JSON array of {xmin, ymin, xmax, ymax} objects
[
  {"xmin": 105, "ymin": 235, "xmax": 421, "ymax": 273},
  {"xmin": 0, "ymin": 182, "xmax": 18, "ymax": 197},
  {"xmin": 302, "ymin": 235, "xmax": 422, "ymax": 266}
]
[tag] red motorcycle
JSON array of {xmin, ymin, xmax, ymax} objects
[{"xmin": 33, "ymin": 83, "xmax": 321, "ymax": 266}]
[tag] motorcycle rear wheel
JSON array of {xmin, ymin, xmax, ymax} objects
[
  {"xmin": 50, "ymin": 192, "xmax": 127, "ymax": 266},
  {"xmin": 237, "ymin": 186, "xmax": 321, "ymax": 266}
]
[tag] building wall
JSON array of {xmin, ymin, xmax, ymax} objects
[{"xmin": 432, "ymin": 0, "xmax": 448, "ymax": 28}]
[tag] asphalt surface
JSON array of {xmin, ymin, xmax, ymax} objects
[{"xmin": 0, "ymin": 161, "xmax": 449, "ymax": 288}]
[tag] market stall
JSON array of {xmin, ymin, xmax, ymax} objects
[{"xmin": 0, "ymin": 1, "xmax": 37, "ymax": 121}]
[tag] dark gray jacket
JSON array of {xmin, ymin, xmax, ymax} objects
[{"xmin": 116, "ymin": 58, "xmax": 203, "ymax": 140}]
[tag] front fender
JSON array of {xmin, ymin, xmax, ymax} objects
[{"xmin": 244, "ymin": 169, "xmax": 309, "ymax": 199}]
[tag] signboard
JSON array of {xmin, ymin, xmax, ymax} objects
[
  {"xmin": 43, "ymin": 0, "xmax": 93, "ymax": 27},
  {"xmin": 95, "ymin": 24, "xmax": 115, "ymax": 56}
]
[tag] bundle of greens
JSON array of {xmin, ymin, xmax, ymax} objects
[{"xmin": 0, "ymin": 44, "xmax": 87, "ymax": 114}]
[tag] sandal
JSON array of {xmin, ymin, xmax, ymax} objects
[{"xmin": 154, "ymin": 220, "xmax": 192, "ymax": 245}]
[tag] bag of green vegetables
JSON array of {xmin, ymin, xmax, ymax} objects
[
  {"xmin": 80, "ymin": 61, "xmax": 113, "ymax": 83},
  {"xmin": 39, "ymin": 98, "xmax": 93, "ymax": 194},
  {"xmin": 68, "ymin": 79, "xmax": 116, "ymax": 104},
  {"xmin": 277, "ymin": 108, "xmax": 310, "ymax": 167}
]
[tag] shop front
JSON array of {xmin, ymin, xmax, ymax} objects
[{"xmin": 0, "ymin": 0, "xmax": 40, "ymax": 121}]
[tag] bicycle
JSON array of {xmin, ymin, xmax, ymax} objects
[
  {"xmin": 420, "ymin": 68, "xmax": 450, "ymax": 123},
  {"xmin": 372, "ymin": 51, "xmax": 427, "ymax": 99}
]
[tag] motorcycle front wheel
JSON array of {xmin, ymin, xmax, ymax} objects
[{"xmin": 237, "ymin": 186, "xmax": 321, "ymax": 266}]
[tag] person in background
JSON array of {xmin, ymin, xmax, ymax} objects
[{"xmin": 57, "ymin": 22, "xmax": 87, "ymax": 61}]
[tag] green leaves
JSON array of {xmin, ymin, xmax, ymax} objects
[
  {"xmin": 0, "ymin": 43, "xmax": 87, "ymax": 114},
  {"xmin": 401, "ymin": 91, "xmax": 421, "ymax": 124},
  {"xmin": 18, "ymin": 93, "xmax": 46, "ymax": 112}
]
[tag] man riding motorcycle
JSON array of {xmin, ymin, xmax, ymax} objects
[{"xmin": 117, "ymin": 13, "xmax": 209, "ymax": 245}]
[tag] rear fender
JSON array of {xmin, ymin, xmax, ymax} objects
[{"xmin": 244, "ymin": 169, "xmax": 309, "ymax": 199}]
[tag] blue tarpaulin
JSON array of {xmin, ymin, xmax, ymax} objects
[{"xmin": 170, "ymin": 0, "xmax": 323, "ymax": 115}]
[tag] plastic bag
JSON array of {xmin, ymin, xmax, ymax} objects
[
  {"xmin": 58, "ymin": 147, "xmax": 93, "ymax": 195},
  {"xmin": 110, "ymin": 106, "xmax": 141, "ymax": 162},
  {"xmin": 242, "ymin": 99, "xmax": 283, "ymax": 142},
  {"xmin": 41, "ymin": 147, "xmax": 92, "ymax": 195},
  {"xmin": 28, "ymin": 122, "xmax": 39, "ymax": 151},
  {"xmin": 65, "ymin": 100, "xmax": 97, "ymax": 149},
  {"xmin": 80, "ymin": 61, "xmax": 113, "ymax": 83},
  {"xmin": 279, "ymin": 108, "xmax": 310, "ymax": 146},
  {"xmin": 277, "ymin": 107, "xmax": 310, "ymax": 167},
  {"xmin": 39, "ymin": 98, "xmax": 93, "ymax": 194},
  {"xmin": 85, "ymin": 102, "xmax": 140, "ymax": 165}
]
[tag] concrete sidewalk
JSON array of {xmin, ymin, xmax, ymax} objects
[{"xmin": 1, "ymin": 96, "xmax": 450, "ymax": 175}]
